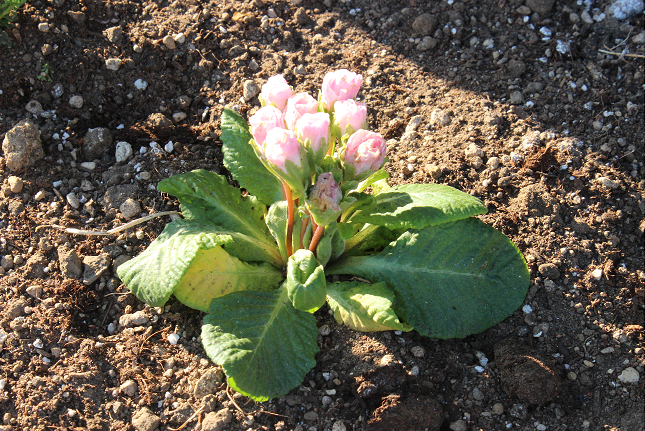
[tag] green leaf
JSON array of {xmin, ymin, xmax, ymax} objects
[
  {"xmin": 117, "ymin": 219, "xmax": 283, "ymax": 311},
  {"xmin": 342, "ymin": 224, "xmax": 401, "ymax": 257},
  {"xmin": 285, "ymin": 250, "xmax": 327, "ymax": 312},
  {"xmin": 328, "ymin": 218, "xmax": 529, "ymax": 338},
  {"xmin": 220, "ymin": 108, "xmax": 283, "ymax": 205},
  {"xmin": 265, "ymin": 201, "xmax": 288, "ymax": 262},
  {"xmin": 202, "ymin": 286, "xmax": 319, "ymax": 401},
  {"xmin": 158, "ymin": 170, "xmax": 274, "ymax": 246},
  {"xmin": 327, "ymin": 281, "xmax": 412, "ymax": 332},
  {"xmin": 348, "ymin": 183, "xmax": 488, "ymax": 230},
  {"xmin": 355, "ymin": 168, "xmax": 389, "ymax": 193}
]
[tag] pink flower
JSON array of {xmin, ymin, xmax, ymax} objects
[
  {"xmin": 333, "ymin": 99, "xmax": 367, "ymax": 136},
  {"xmin": 343, "ymin": 129, "xmax": 386, "ymax": 176},
  {"xmin": 264, "ymin": 128, "xmax": 303, "ymax": 173},
  {"xmin": 283, "ymin": 92, "xmax": 318, "ymax": 131},
  {"xmin": 296, "ymin": 112, "xmax": 330, "ymax": 155},
  {"xmin": 320, "ymin": 69, "xmax": 362, "ymax": 111},
  {"xmin": 261, "ymin": 75, "xmax": 293, "ymax": 111},
  {"xmin": 306, "ymin": 172, "xmax": 342, "ymax": 226},
  {"xmin": 249, "ymin": 106, "xmax": 285, "ymax": 150}
]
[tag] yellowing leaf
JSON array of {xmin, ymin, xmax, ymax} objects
[{"xmin": 173, "ymin": 246, "xmax": 283, "ymax": 312}]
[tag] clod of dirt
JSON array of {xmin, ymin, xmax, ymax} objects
[
  {"xmin": 494, "ymin": 339, "xmax": 561, "ymax": 405},
  {"xmin": 1, "ymin": 119, "xmax": 44, "ymax": 172},
  {"xmin": 526, "ymin": 0, "xmax": 556, "ymax": 14},
  {"xmin": 24, "ymin": 253, "xmax": 48, "ymax": 279},
  {"xmin": 82, "ymin": 253, "xmax": 112, "ymax": 285},
  {"xmin": 509, "ymin": 183, "xmax": 562, "ymax": 225},
  {"xmin": 131, "ymin": 406, "xmax": 160, "ymax": 431},
  {"xmin": 194, "ymin": 367, "xmax": 225, "ymax": 398},
  {"xmin": 201, "ymin": 408, "xmax": 233, "ymax": 431},
  {"xmin": 366, "ymin": 394, "xmax": 444, "ymax": 431},
  {"xmin": 57, "ymin": 245, "xmax": 82, "ymax": 279},
  {"xmin": 144, "ymin": 113, "xmax": 174, "ymax": 138}
]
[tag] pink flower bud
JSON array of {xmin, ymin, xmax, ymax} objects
[
  {"xmin": 264, "ymin": 128, "xmax": 303, "ymax": 173},
  {"xmin": 249, "ymin": 106, "xmax": 285, "ymax": 151},
  {"xmin": 343, "ymin": 129, "xmax": 387, "ymax": 176},
  {"xmin": 307, "ymin": 172, "xmax": 342, "ymax": 226},
  {"xmin": 333, "ymin": 99, "xmax": 367, "ymax": 136},
  {"xmin": 261, "ymin": 75, "xmax": 293, "ymax": 111},
  {"xmin": 320, "ymin": 69, "xmax": 362, "ymax": 111},
  {"xmin": 296, "ymin": 113, "xmax": 330, "ymax": 155},
  {"xmin": 283, "ymin": 92, "xmax": 319, "ymax": 131}
]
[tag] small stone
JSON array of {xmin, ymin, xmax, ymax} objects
[
  {"xmin": 510, "ymin": 90, "xmax": 525, "ymax": 105},
  {"xmin": 487, "ymin": 156, "xmax": 500, "ymax": 169},
  {"xmin": 167, "ymin": 333, "xmax": 180, "ymax": 345},
  {"xmin": 26, "ymin": 285, "xmax": 43, "ymax": 299},
  {"xmin": 417, "ymin": 36, "xmax": 438, "ymax": 51},
  {"xmin": 429, "ymin": 108, "xmax": 450, "ymax": 126},
  {"xmin": 66, "ymin": 192, "xmax": 80, "ymax": 209},
  {"xmin": 492, "ymin": 403, "xmax": 504, "ymax": 415},
  {"xmin": 538, "ymin": 263, "xmax": 560, "ymax": 280},
  {"xmin": 411, "ymin": 346, "xmax": 426, "ymax": 358},
  {"xmin": 243, "ymin": 79, "xmax": 260, "ymax": 101},
  {"xmin": 119, "ymin": 311, "xmax": 149, "ymax": 328},
  {"xmin": 103, "ymin": 26, "xmax": 123, "ymax": 44},
  {"xmin": 617, "ymin": 367, "xmax": 639, "ymax": 384},
  {"xmin": 516, "ymin": 5, "xmax": 532, "ymax": 15},
  {"xmin": 131, "ymin": 407, "xmax": 160, "ymax": 431},
  {"xmin": 176, "ymin": 95, "xmax": 192, "ymax": 109},
  {"xmin": 425, "ymin": 164, "xmax": 442, "ymax": 180},
  {"xmin": 144, "ymin": 113, "xmax": 174, "ymax": 138},
  {"xmin": 632, "ymin": 31, "xmax": 645, "ymax": 45},
  {"xmin": 134, "ymin": 79, "xmax": 148, "ymax": 90},
  {"xmin": 26, "ymin": 100, "xmax": 43, "ymax": 114},
  {"xmin": 69, "ymin": 95, "xmax": 84, "ymax": 109},
  {"xmin": 120, "ymin": 379, "xmax": 138, "ymax": 397},
  {"xmin": 465, "ymin": 143, "xmax": 485, "ymax": 158},
  {"xmin": 294, "ymin": 64, "xmax": 306, "ymax": 75},
  {"xmin": 2, "ymin": 119, "xmax": 45, "ymax": 172},
  {"xmin": 173, "ymin": 32, "xmax": 186, "ymax": 44},
  {"xmin": 83, "ymin": 127, "xmax": 113, "ymax": 160},
  {"xmin": 597, "ymin": 177, "xmax": 619, "ymax": 189},
  {"xmin": 172, "ymin": 112, "xmax": 187, "ymax": 122},
  {"xmin": 34, "ymin": 190, "xmax": 47, "ymax": 201},
  {"xmin": 567, "ymin": 371, "xmax": 577, "ymax": 380},
  {"xmin": 249, "ymin": 59, "xmax": 260, "ymax": 71},
  {"xmin": 526, "ymin": 0, "xmax": 556, "ymax": 14},
  {"xmin": 82, "ymin": 253, "xmax": 112, "ymax": 285},
  {"xmin": 472, "ymin": 387, "xmax": 485, "ymax": 401},
  {"xmin": 105, "ymin": 58, "xmax": 122, "ymax": 71},
  {"xmin": 8, "ymin": 176, "xmax": 24, "ymax": 193},
  {"xmin": 201, "ymin": 408, "xmax": 233, "ymax": 431},
  {"xmin": 163, "ymin": 35, "xmax": 176, "ymax": 49},
  {"xmin": 80, "ymin": 161, "xmax": 96, "ymax": 171},
  {"xmin": 38, "ymin": 22, "xmax": 50, "ymax": 32},
  {"xmin": 303, "ymin": 411, "xmax": 318, "ymax": 421},
  {"xmin": 164, "ymin": 141, "xmax": 174, "ymax": 153},
  {"xmin": 115, "ymin": 141, "xmax": 132, "ymax": 163},
  {"xmin": 120, "ymin": 198, "xmax": 141, "ymax": 220},
  {"xmin": 405, "ymin": 115, "xmax": 423, "ymax": 133},
  {"xmin": 294, "ymin": 7, "xmax": 311, "ymax": 25},
  {"xmin": 319, "ymin": 324, "xmax": 331, "ymax": 336},
  {"xmin": 194, "ymin": 368, "xmax": 225, "ymax": 398}
]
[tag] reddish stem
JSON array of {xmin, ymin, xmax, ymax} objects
[
  {"xmin": 282, "ymin": 181, "xmax": 294, "ymax": 257},
  {"xmin": 300, "ymin": 216, "xmax": 309, "ymax": 251},
  {"xmin": 308, "ymin": 224, "xmax": 325, "ymax": 256}
]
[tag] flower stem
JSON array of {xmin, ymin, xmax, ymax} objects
[
  {"xmin": 309, "ymin": 224, "xmax": 324, "ymax": 255},
  {"xmin": 300, "ymin": 215, "xmax": 309, "ymax": 250},
  {"xmin": 283, "ymin": 181, "xmax": 294, "ymax": 257}
]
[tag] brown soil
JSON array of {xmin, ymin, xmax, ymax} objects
[{"xmin": 1, "ymin": 0, "xmax": 643, "ymax": 430}]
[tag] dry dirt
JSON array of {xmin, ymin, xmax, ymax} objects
[{"xmin": 1, "ymin": 0, "xmax": 644, "ymax": 430}]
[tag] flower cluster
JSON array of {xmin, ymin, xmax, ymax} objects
[{"xmin": 248, "ymin": 69, "xmax": 386, "ymax": 257}]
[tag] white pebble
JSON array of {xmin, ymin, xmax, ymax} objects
[
  {"xmin": 134, "ymin": 79, "xmax": 148, "ymax": 90},
  {"xmin": 107, "ymin": 322, "xmax": 117, "ymax": 334},
  {"xmin": 167, "ymin": 333, "xmax": 180, "ymax": 345},
  {"xmin": 66, "ymin": 193, "xmax": 80, "ymax": 209},
  {"xmin": 164, "ymin": 141, "xmax": 174, "ymax": 153},
  {"xmin": 617, "ymin": 367, "xmax": 640, "ymax": 384},
  {"xmin": 33, "ymin": 338, "xmax": 44, "ymax": 349},
  {"xmin": 522, "ymin": 304, "xmax": 533, "ymax": 314},
  {"xmin": 115, "ymin": 141, "xmax": 132, "ymax": 164},
  {"xmin": 592, "ymin": 268, "xmax": 603, "ymax": 280},
  {"xmin": 69, "ymin": 95, "xmax": 84, "ymax": 109},
  {"xmin": 105, "ymin": 58, "xmax": 122, "ymax": 71}
]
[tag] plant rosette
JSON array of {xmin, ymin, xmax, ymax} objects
[{"xmin": 118, "ymin": 69, "xmax": 530, "ymax": 401}]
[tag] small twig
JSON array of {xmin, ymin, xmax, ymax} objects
[
  {"xmin": 35, "ymin": 211, "xmax": 180, "ymax": 236},
  {"xmin": 167, "ymin": 405, "xmax": 205, "ymax": 431},
  {"xmin": 598, "ymin": 48, "xmax": 645, "ymax": 59},
  {"xmin": 308, "ymin": 224, "xmax": 325, "ymax": 256},
  {"xmin": 226, "ymin": 386, "xmax": 245, "ymax": 414}
]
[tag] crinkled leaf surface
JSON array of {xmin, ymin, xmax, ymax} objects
[
  {"xmin": 174, "ymin": 246, "xmax": 283, "ymax": 312},
  {"xmin": 348, "ymin": 183, "xmax": 488, "ymax": 230},
  {"xmin": 220, "ymin": 108, "xmax": 283, "ymax": 205},
  {"xmin": 202, "ymin": 286, "xmax": 319, "ymax": 401},
  {"xmin": 342, "ymin": 224, "xmax": 401, "ymax": 257},
  {"xmin": 117, "ymin": 219, "xmax": 282, "ymax": 310},
  {"xmin": 327, "ymin": 281, "xmax": 412, "ymax": 332},
  {"xmin": 158, "ymin": 170, "xmax": 273, "ymax": 246},
  {"xmin": 286, "ymin": 250, "xmax": 327, "ymax": 313},
  {"xmin": 328, "ymin": 218, "xmax": 529, "ymax": 338}
]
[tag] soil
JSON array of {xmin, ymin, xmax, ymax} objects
[{"xmin": 0, "ymin": 0, "xmax": 644, "ymax": 430}]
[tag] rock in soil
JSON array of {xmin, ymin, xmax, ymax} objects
[
  {"xmin": 131, "ymin": 407, "xmax": 160, "ymax": 431},
  {"xmin": 1, "ymin": 119, "xmax": 45, "ymax": 172},
  {"xmin": 201, "ymin": 408, "xmax": 233, "ymax": 431},
  {"xmin": 366, "ymin": 394, "xmax": 444, "ymax": 431}
]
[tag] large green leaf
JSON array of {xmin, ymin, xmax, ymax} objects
[
  {"xmin": 327, "ymin": 281, "xmax": 412, "ymax": 332},
  {"xmin": 328, "ymin": 218, "xmax": 529, "ymax": 338},
  {"xmin": 202, "ymin": 286, "xmax": 319, "ymax": 401},
  {"xmin": 342, "ymin": 224, "xmax": 401, "ymax": 257},
  {"xmin": 158, "ymin": 170, "xmax": 274, "ymax": 246},
  {"xmin": 348, "ymin": 183, "xmax": 487, "ymax": 230},
  {"xmin": 117, "ymin": 219, "xmax": 283, "ymax": 309},
  {"xmin": 220, "ymin": 108, "xmax": 283, "ymax": 205}
]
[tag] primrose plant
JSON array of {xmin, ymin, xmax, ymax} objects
[{"xmin": 118, "ymin": 69, "xmax": 530, "ymax": 401}]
